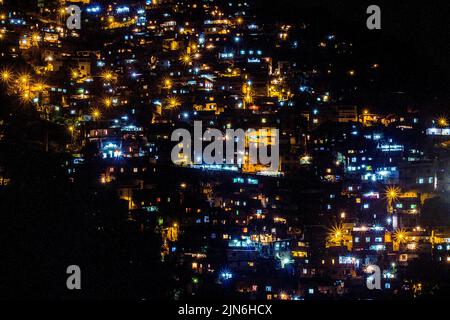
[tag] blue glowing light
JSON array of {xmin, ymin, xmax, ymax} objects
[
  {"xmin": 86, "ymin": 6, "xmax": 101, "ymax": 13},
  {"xmin": 116, "ymin": 6, "xmax": 130, "ymax": 14},
  {"xmin": 220, "ymin": 271, "xmax": 233, "ymax": 280}
]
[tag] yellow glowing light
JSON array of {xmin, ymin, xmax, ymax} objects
[
  {"xmin": 327, "ymin": 224, "xmax": 346, "ymax": 246},
  {"xmin": 90, "ymin": 108, "xmax": 102, "ymax": 121},
  {"xmin": 34, "ymin": 81, "xmax": 47, "ymax": 92},
  {"xmin": 180, "ymin": 53, "xmax": 192, "ymax": 66},
  {"xmin": 242, "ymin": 83, "xmax": 250, "ymax": 94},
  {"xmin": 1, "ymin": 69, "xmax": 11, "ymax": 82},
  {"xmin": 394, "ymin": 229, "xmax": 407, "ymax": 243},
  {"xmin": 437, "ymin": 116, "xmax": 448, "ymax": 127},
  {"xmin": 385, "ymin": 185, "xmax": 401, "ymax": 203},
  {"xmin": 19, "ymin": 91, "xmax": 33, "ymax": 104},
  {"xmin": 242, "ymin": 83, "xmax": 254, "ymax": 105},
  {"xmin": 103, "ymin": 98, "xmax": 112, "ymax": 108},
  {"xmin": 32, "ymin": 33, "xmax": 41, "ymax": 42},
  {"xmin": 166, "ymin": 96, "xmax": 181, "ymax": 109},
  {"xmin": 18, "ymin": 73, "xmax": 30, "ymax": 84},
  {"xmin": 101, "ymin": 71, "xmax": 114, "ymax": 82},
  {"xmin": 163, "ymin": 78, "xmax": 172, "ymax": 89}
]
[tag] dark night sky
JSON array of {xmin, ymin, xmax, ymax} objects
[
  {"xmin": 258, "ymin": 0, "xmax": 449, "ymax": 72},
  {"xmin": 255, "ymin": 0, "xmax": 450, "ymax": 104}
]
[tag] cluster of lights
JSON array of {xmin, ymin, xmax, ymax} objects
[{"xmin": 0, "ymin": 69, "xmax": 49, "ymax": 105}]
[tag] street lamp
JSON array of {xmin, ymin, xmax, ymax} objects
[
  {"xmin": 328, "ymin": 224, "xmax": 346, "ymax": 247},
  {"xmin": 437, "ymin": 116, "xmax": 448, "ymax": 127},
  {"xmin": 68, "ymin": 126, "xmax": 74, "ymax": 144},
  {"xmin": 180, "ymin": 53, "xmax": 192, "ymax": 66},
  {"xmin": 1, "ymin": 69, "xmax": 11, "ymax": 82},
  {"xmin": 90, "ymin": 108, "xmax": 102, "ymax": 121},
  {"xmin": 385, "ymin": 185, "xmax": 401, "ymax": 214},
  {"xmin": 103, "ymin": 98, "xmax": 112, "ymax": 108},
  {"xmin": 166, "ymin": 96, "xmax": 181, "ymax": 109}
]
